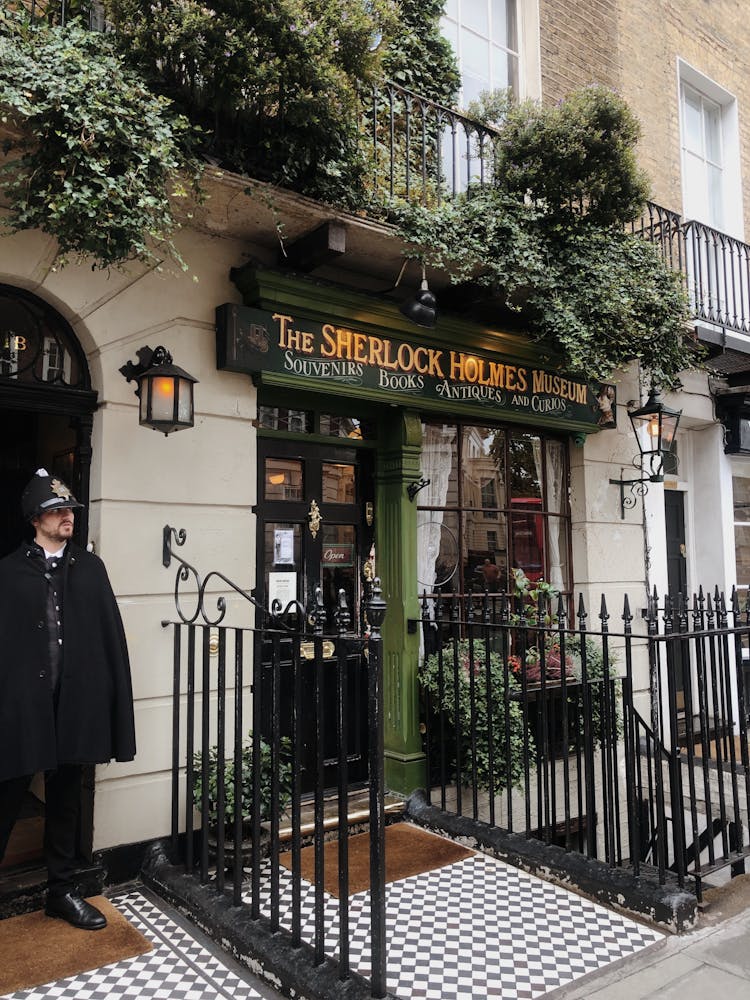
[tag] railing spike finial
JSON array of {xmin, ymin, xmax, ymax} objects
[
  {"xmin": 600, "ymin": 594, "xmax": 609, "ymax": 623},
  {"xmin": 335, "ymin": 588, "xmax": 351, "ymax": 634},
  {"xmin": 366, "ymin": 577, "xmax": 387, "ymax": 633},
  {"xmin": 731, "ymin": 585, "xmax": 740, "ymax": 616},
  {"xmin": 577, "ymin": 593, "xmax": 587, "ymax": 626},
  {"xmin": 622, "ymin": 593, "xmax": 633, "ymax": 625},
  {"xmin": 309, "ymin": 586, "xmax": 326, "ymax": 635},
  {"xmin": 556, "ymin": 592, "xmax": 566, "ymax": 626}
]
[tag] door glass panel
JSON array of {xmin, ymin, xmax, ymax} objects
[
  {"xmin": 265, "ymin": 458, "xmax": 303, "ymax": 501},
  {"xmin": 264, "ymin": 522, "xmax": 301, "ymax": 609},
  {"xmin": 322, "ymin": 462, "xmax": 356, "ymax": 503},
  {"xmin": 321, "ymin": 524, "xmax": 356, "ymax": 617}
]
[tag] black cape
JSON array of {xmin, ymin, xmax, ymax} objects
[{"xmin": 0, "ymin": 541, "xmax": 136, "ymax": 782}]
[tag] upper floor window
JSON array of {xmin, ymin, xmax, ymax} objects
[
  {"xmin": 678, "ymin": 62, "xmax": 742, "ymax": 238},
  {"xmin": 681, "ymin": 82, "xmax": 724, "ymax": 229},
  {"xmin": 441, "ymin": 0, "xmax": 520, "ymax": 107}
]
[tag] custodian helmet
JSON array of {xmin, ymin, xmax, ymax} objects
[{"xmin": 21, "ymin": 468, "xmax": 83, "ymax": 522}]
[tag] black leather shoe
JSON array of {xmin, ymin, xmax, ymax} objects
[{"xmin": 45, "ymin": 892, "xmax": 107, "ymax": 930}]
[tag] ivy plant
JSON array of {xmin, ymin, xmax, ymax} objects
[
  {"xmin": 106, "ymin": 0, "xmax": 398, "ymax": 207},
  {"xmin": 0, "ymin": 8, "xmax": 200, "ymax": 269},
  {"xmin": 394, "ymin": 86, "xmax": 696, "ymax": 386}
]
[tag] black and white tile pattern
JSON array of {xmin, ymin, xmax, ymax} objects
[
  {"xmin": 0, "ymin": 891, "xmax": 265, "ymax": 1000},
  {"xmin": 247, "ymin": 852, "xmax": 663, "ymax": 999},
  {"xmin": 1, "ymin": 850, "xmax": 663, "ymax": 1000}
]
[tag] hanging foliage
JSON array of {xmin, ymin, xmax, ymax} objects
[
  {"xmin": 0, "ymin": 8, "xmax": 201, "ymax": 269},
  {"xmin": 395, "ymin": 86, "xmax": 696, "ymax": 385}
]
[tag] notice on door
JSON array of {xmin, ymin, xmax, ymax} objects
[
  {"xmin": 268, "ymin": 571, "xmax": 297, "ymax": 611},
  {"xmin": 273, "ymin": 528, "xmax": 295, "ymax": 565}
]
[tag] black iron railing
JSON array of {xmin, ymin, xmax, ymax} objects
[
  {"xmin": 162, "ymin": 526, "xmax": 388, "ymax": 998},
  {"xmin": 632, "ymin": 202, "xmax": 750, "ymax": 337},
  {"xmin": 420, "ymin": 586, "xmax": 750, "ymax": 898},
  {"xmin": 362, "ymin": 82, "xmax": 498, "ymax": 207}
]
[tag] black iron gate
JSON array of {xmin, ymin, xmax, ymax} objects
[{"xmin": 161, "ymin": 525, "xmax": 388, "ymax": 997}]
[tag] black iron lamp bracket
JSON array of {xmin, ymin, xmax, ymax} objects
[
  {"xmin": 119, "ymin": 345, "xmax": 172, "ymax": 393},
  {"xmin": 407, "ymin": 477, "xmax": 430, "ymax": 502},
  {"xmin": 609, "ymin": 470, "xmax": 652, "ymax": 519}
]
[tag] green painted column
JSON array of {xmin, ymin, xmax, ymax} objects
[{"xmin": 376, "ymin": 409, "xmax": 426, "ymax": 794}]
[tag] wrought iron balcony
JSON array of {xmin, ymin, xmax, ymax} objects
[{"xmin": 632, "ymin": 202, "xmax": 750, "ymax": 340}]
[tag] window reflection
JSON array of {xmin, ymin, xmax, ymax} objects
[
  {"xmin": 265, "ymin": 458, "xmax": 303, "ymax": 501},
  {"xmin": 322, "ymin": 463, "xmax": 356, "ymax": 503},
  {"xmin": 418, "ymin": 421, "xmax": 570, "ymax": 597}
]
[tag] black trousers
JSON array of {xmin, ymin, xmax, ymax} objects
[{"xmin": 0, "ymin": 765, "xmax": 83, "ymax": 895}]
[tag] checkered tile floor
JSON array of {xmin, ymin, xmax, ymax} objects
[
  {"xmin": 0, "ymin": 891, "xmax": 267, "ymax": 1000},
  {"xmin": 247, "ymin": 851, "xmax": 663, "ymax": 999},
  {"xmin": 0, "ymin": 847, "xmax": 664, "ymax": 1000}
]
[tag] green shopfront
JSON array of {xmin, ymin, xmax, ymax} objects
[{"xmin": 217, "ymin": 267, "xmax": 611, "ymax": 793}]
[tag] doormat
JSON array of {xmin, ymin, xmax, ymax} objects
[
  {"xmin": 0, "ymin": 896, "xmax": 153, "ymax": 995},
  {"xmin": 279, "ymin": 822, "xmax": 474, "ymax": 897}
]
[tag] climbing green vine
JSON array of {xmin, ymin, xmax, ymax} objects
[
  {"xmin": 394, "ymin": 87, "xmax": 696, "ymax": 385},
  {"xmin": 0, "ymin": 5, "xmax": 696, "ymax": 385},
  {"xmin": 0, "ymin": 8, "xmax": 200, "ymax": 269}
]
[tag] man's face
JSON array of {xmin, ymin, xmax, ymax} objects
[{"xmin": 32, "ymin": 507, "xmax": 75, "ymax": 549}]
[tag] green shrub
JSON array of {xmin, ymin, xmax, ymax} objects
[
  {"xmin": 193, "ymin": 732, "xmax": 292, "ymax": 835},
  {"xmin": 420, "ymin": 639, "xmax": 530, "ymax": 792}
]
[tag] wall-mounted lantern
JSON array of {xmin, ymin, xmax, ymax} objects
[
  {"xmin": 120, "ymin": 345, "xmax": 198, "ymax": 435},
  {"xmin": 609, "ymin": 388, "xmax": 682, "ymax": 518}
]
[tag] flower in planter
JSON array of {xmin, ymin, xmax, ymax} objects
[{"xmin": 420, "ymin": 640, "xmax": 531, "ymax": 792}]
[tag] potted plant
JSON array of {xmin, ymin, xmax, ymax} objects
[{"xmin": 192, "ymin": 731, "xmax": 293, "ymax": 846}]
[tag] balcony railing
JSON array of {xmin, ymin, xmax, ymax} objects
[
  {"xmin": 15, "ymin": 4, "xmax": 750, "ymax": 340},
  {"xmin": 632, "ymin": 203, "xmax": 750, "ymax": 338}
]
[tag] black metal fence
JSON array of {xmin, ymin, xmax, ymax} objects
[
  {"xmin": 162, "ymin": 527, "xmax": 388, "ymax": 997},
  {"xmin": 420, "ymin": 586, "xmax": 750, "ymax": 898}
]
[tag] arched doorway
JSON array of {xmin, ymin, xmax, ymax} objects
[{"xmin": 0, "ymin": 285, "xmax": 97, "ymax": 880}]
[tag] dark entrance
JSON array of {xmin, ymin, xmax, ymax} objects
[
  {"xmin": 0, "ymin": 286, "xmax": 97, "ymax": 883},
  {"xmin": 256, "ymin": 438, "xmax": 375, "ymax": 791},
  {"xmin": 665, "ymin": 488, "xmax": 692, "ymax": 741}
]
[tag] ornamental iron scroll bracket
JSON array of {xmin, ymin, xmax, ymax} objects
[
  {"xmin": 608, "ymin": 470, "xmax": 651, "ymax": 520},
  {"xmin": 161, "ymin": 523, "xmax": 304, "ymax": 627},
  {"xmin": 407, "ymin": 477, "xmax": 430, "ymax": 502}
]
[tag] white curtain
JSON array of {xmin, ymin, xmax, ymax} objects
[
  {"xmin": 417, "ymin": 424, "xmax": 456, "ymax": 597},
  {"xmin": 545, "ymin": 441, "xmax": 566, "ymax": 590},
  {"xmin": 417, "ymin": 425, "xmax": 456, "ymax": 657}
]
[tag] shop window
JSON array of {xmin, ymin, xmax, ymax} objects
[{"xmin": 416, "ymin": 422, "xmax": 570, "ymax": 598}]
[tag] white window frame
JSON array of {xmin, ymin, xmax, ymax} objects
[
  {"xmin": 441, "ymin": 0, "xmax": 541, "ymax": 107},
  {"xmin": 677, "ymin": 59, "xmax": 743, "ymax": 239}
]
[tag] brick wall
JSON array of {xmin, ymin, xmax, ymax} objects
[{"xmin": 538, "ymin": 0, "xmax": 750, "ymax": 229}]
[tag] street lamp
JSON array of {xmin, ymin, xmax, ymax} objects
[
  {"xmin": 610, "ymin": 388, "xmax": 682, "ymax": 518},
  {"xmin": 120, "ymin": 345, "xmax": 198, "ymax": 435}
]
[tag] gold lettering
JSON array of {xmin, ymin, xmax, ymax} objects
[
  {"xmin": 273, "ymin": 313, "xmax": 295, "ymax": 349},
  {"xmin": 428, "ymin": 349, "xmax": 445, "ymax": 378},
  {"xmin": 321, "ymin": 324, "xmax": 337, "ymax": 357},
  {"xmin": 369, "ymin": 337, "xmax": 385, "ymax": 367},
  {"xmin": 353, "ymin": 333, "xmax": 369, "ymax": 364},
  {"xmin": 516, "ymin": 367, "xmax": 528, "ymax": 392}
]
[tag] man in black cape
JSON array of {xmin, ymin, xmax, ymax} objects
[{"xmin": 0, "ymin": 469, "xmax": 136, "ymax": 930}]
